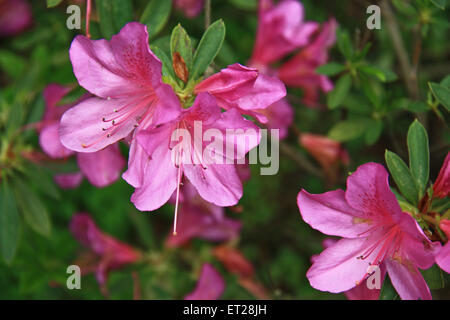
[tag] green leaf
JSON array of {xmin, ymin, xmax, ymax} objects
[
  {"xmin": 407, "ymin": 120, "xmax": 430, "ymax": 199},
  {"xmin": 0, "ymin": 180, "xmax": 20, "ymax": 264},
  {"xmin": 95, "ymin": 0, "xmax": 116, "ymax": 39},
  {"xmin": 170, "ymin": 24, "xmax": 193, "ymax": 73},
  {"xmin": 112, "ymin": 0, "xmax": 134, "ymax": 31},
  {"xmin": 385, "ymin": 150, "xmax": 419, "ymax": 205},
  {"xmin": 191, "ymin": 20, "xmax": 226, "ymax": 80},
  {"xmin": 336, "ymin": 29, "xmax": 353, "ymax": 60},
  {"xmin": 429, "ymin": 82, "xmax": 450, "ymax": 111},
  {"xmin": 316, "ymin": 62, "xmax": 346, "ymax": 76},
  {"xmin": 13, "ymin": 177, "xmax": 51, "ymax": 237},
  {"xmin": 421, "ymin": 264, "xmax": 445, "ymax": 290},
  {"xmin": 46, "ymin": 0, "xmax": 63, "ymax": 8},
  {"xmin": 140, "ymin": 0, "xmax": 172, "ymax": 40},
  {"xmin": 327, "ymin": 118, "xmax": 368, "ymax": 142},
  {"xmin": 327, "ymin": 73, "xmax": 352, "ymax": 109},
  {"xmin": 0, "ymin": 50, "xmax": 26, "ymax": 79},
  {"xmin": 151, "ymin": 45, "xmax": 176, "ymax": 81},
  {"xmin": 380, "ymin": 276, "xmax": 399, "ymax": 300},
  {"xmin": 430, "ymin": 0, "xmax": 446, "ymax": 10},
  {"xmin": 24, "ymin": 163, "xmax": 60, "ymax": 200},
  {"xmin": 392, "ymin": 0, "xmax": 418, "ymax": 16},
  {"xmin": 358, "ymin": 65, "xmax": 386, "ymax": 82},
  {"xmin": 441, "ymin": 75, "xmax": 450, "ymax": 87}
]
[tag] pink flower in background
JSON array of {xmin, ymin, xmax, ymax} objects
[
  {"xmin": 174, "ymin": 0, "xmax": 204, "ymax": 18},
  {"xmin": 213, "ymin": 245, "xmax": 270, "ymax": 299},
  {"xmin": 129, "ymin": 93, "xmax": 260, "ymax": 211},
  {"xmin": 70, "ymin": 213, "xmax": 141, "ymax": 286},
  {"xmin": 297, "ymin": 163, "xmax": 436, "ymax": 300},
  {"xmin": 166, "ymin": 181, "xmax": 241, "ymax": 247},
  {"xmin": 279, "ymin": 18, "xmax": 337, "ymax": 107},
  {"xmin": 299, "ymin": 133, "xmax": 349, "ymax": 178},
  {"xmin": 250, "ymin": 0, "xmax": 318, "ymax": 66},
  {"xmin": 184, "ymin": 263, "xmax": 225, "ymax": 300},
  {"xmin": 255, "ymin": 98, "xmax": 293, "ymax": 139},
  {"xmin": 195, "ymin": 63, "xmax": 286, "ymax": 123},
  {"xmin": 433, "ymin": 152, "xmax": 449, "ymax": 198},
  {"xmin": 39, "ymin": 84, "xmax": 125, "ymax": 188},
  {"xmin": 0, "ymin": 0, "xmax": 32, "ymax": 37},
  {"xmin": 60, "ymin": 22, "xmax": 180, "ymax": 153}
]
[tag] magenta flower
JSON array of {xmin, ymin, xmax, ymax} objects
[
  {"xmin": 0, "ymin": 0, "xmax": 32, "ymax": 37},
  {"xmin": 195, "ymin": 63, "xmax": 286, "ymax": 123},
  {"xmin": 166, "ymin": 181, "xmax": 241, "ymax": 247},
  {"xmin": 184, "ymin": 263, "xmax": 225, "ymax": 300},
  {"xmin": 278, "ymin": 18, "xmax": 338, "ymax": 107},
  {"xmin": 128, "ymin": 93, "xmax": 260, "ymax": 212},
  {"xmin": 297, "ymin": 163, "xmax": 436, "ymax": 300},
  {"xmin": 435, "ymin": 220, "xmax": 450, "ymax": 273},
  {"xmin": 250, "ymin": 0, "xmax": 318, "ymax": 66},
  {"xmin": 60, "ymin": 22, "xmax": 180, "ymax": 153},
  {"xmin": 174, "ymin": 0, "xmax": 204, "ymax": 18},
  {"xmin": 70, "ymin": 213, "xmax": 141, "ymax": 286},
  {"xmin": 39, "ymin": 84, "xmax": 125, "ymax": 188},
  {"xmin": 433, "ymin": 152, "xmax": 449, "ymax": 199}
]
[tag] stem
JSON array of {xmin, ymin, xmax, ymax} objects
[
  {"xmin": 381, "ymin": 0, "xmax": 419, "ymax": 100},
  {"xmin": 86, "ymin": 0, "xmax": 92, "ymax": 38},
  {"xmin": 204, "ymin": 0, "xmax": 211, "ymax": 30},
  {"xmin": 279, "ymin": 140, "xmax": 324, "ymax": 178}
]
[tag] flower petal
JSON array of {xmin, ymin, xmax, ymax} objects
[
  {"xmin": 385, "ymin": 259, "xmax": 432, "ymax": 300},
  {"xmin": 345, "ymin": 162, "xmax": 403, "ymax": 222},
  {"xmin": 306, "ymin": 238, "xmax": 370, "ymax": 293},
  {"xmin": 39, "ymin": 122, "xmax": 75, "ymax": 158},
  {"xmin": 69, "ymin": 22, "xmax": 161, "ymax": 99},
  {"xmin": 436, "ymin": 242, "xmax": 450, "ymax": 273},
  {"xmin": 184, "ymin": 263, "xmax": 225, "ymax": 300},
  {"xmin": 184, "ymin": 163, "xmax": 243, "ymax": 207},
  {"xmin": 60, "ymin": 97, "xmax": 139, "ymax": 152},
  {"xmin": 298, "ymin": 189, "xmax": 370, "ymax": 238},
  {"xmin": 77, "ymin": 144, "xmax": 125, "ymax": 187}
]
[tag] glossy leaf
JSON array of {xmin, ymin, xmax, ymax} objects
[
  {"xmin": 140, "ymin": 0, "xmax": 172, "ymax": 39},
  {"xmin": 0, "ymin": 180, "xmax": 19, "ymax": 264},
  {"xmin": 191, "ymin": 20, "xmax": 226, "ymax": 80},
  {"xmin": 385, "ymin": 150, "xmax": 419, "ymax": 205},
  {"xmin": 407, "ymin": 120, "xmax": 430, "ymax": 199},
  {"xmin": 13, "ymin": 177, "xmax": 51, "ymax": 237},
  {"xmin": 327, "ymin": 73, "xmax": 352, "ymax": 109}
]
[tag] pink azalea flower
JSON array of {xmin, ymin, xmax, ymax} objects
[
  {"xmin": 195, "ymin": 63, "xmax": 286, "ymax": 123},
  {"xmin": 129, "ymin": 93, "xmax": 260, "ymax": 213},
  {"xmin": 39, "ymin": 84, "xmax": 125, "ymax": 188},
  {"xmin": 184, "ymin": 263, "xmax": 225, "ymax": 300},
  {"xmin": 70, "ymin": 213, "xmax": 141, "ymax": 286},
  {"xmin": 60, "ymin": 22, "xmax": 180, "ymax": 153},
  {"xmin": 174, "ymin": 0, "xmax": 204, "ymax": 18},
  {"xmin": 278, "ymin": 18, "xmax": 338, "ymax": 107},
  {"xmin": 433, "ymin": 152, "xmax": 449, "ymax": 199},
  {"xmin": 250, "ymin": 0, "xmax": 319, "ymax": 66},
  {"xmin": 297, "ymin": 162, "xmax": 436, "ymax": 300},
  {"xmin": 435, "ymin": 220, "xmax": 450, "ymax": 273},
  {"xmin": 0, "ymin": 0, "xmax": 32, "ymax": 37}
]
